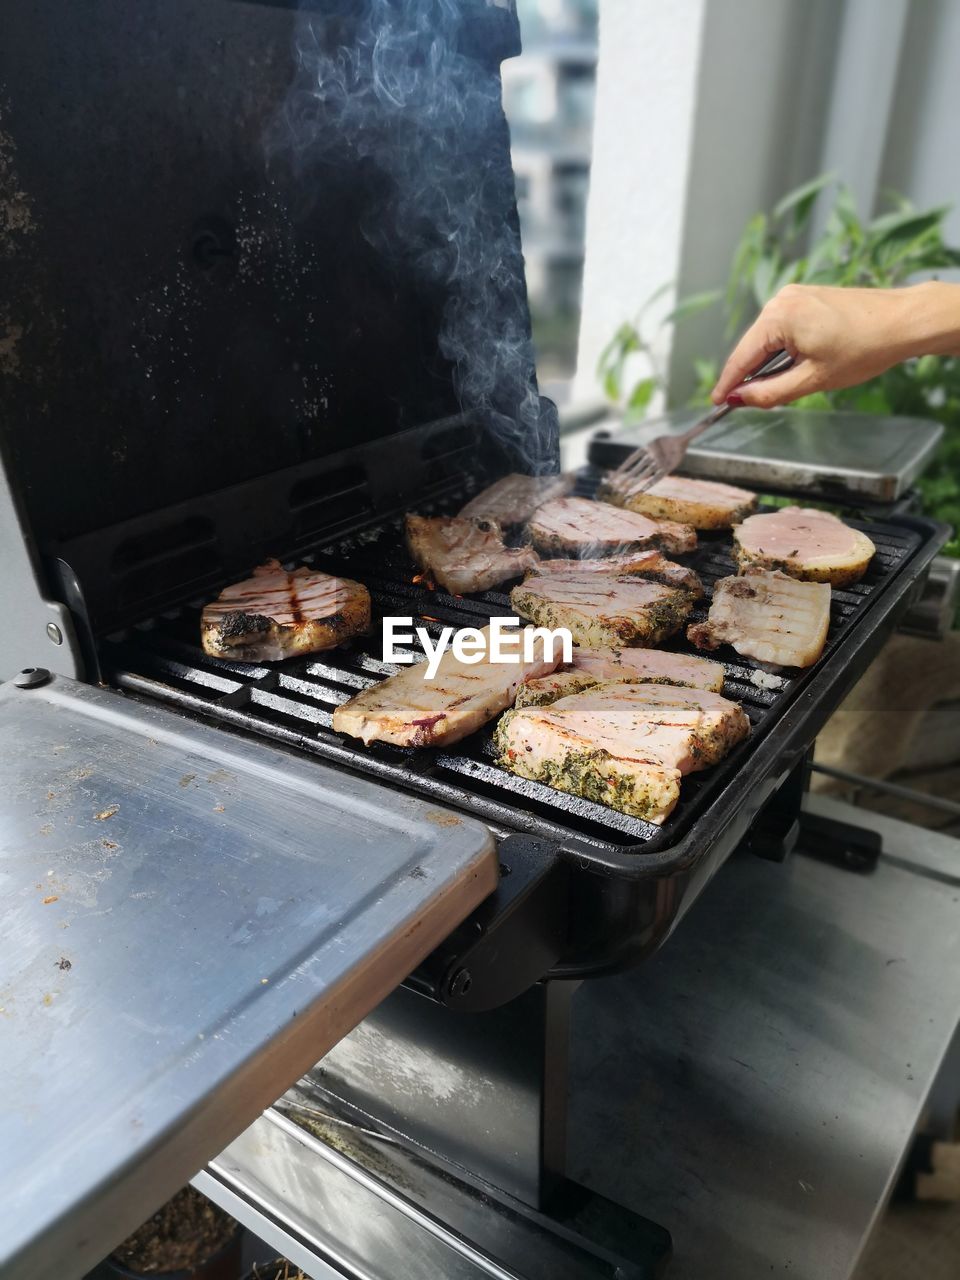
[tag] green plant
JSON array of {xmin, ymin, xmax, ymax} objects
[{"xmin": 600, "ymin": 175, "xmax": 960, "ymax": 561}]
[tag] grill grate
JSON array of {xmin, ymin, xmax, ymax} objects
[{"xmin": 102, "ymin": 469, "xmax": 922, "ymax": 854}]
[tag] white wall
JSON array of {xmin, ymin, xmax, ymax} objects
[{"xmin": 572, "ymin": 0, "xmax": 707, "ymax": 404}]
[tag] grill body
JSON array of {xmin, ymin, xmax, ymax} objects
[{"xmin": 96, "ymin": 459, "xmax": 947, "ymax": 985}]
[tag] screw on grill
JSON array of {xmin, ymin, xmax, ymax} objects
[{"xmin": 448, "ymin": 969, "xmax": 473, "ymax": 998}]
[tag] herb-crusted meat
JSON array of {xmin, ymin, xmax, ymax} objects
[
  {"xmin": 601, "ymin": 474, "xmax": 757, "ymax": 529},
  {"xmin": 516, "ymin": 646, "xmax": 725, "ymax": 706},
  {"xmin": 201, "ymin": 560, "xmax": 370, "ymax": 662},
  {"xmin": 511, "ymin": 572, "xmax": 693, "ymax": 648},
  {"xmin": 532, "ymin": 551, "xmax": 703, "ymax": 597},
  {"xmin": 495, "ymin": 683, "xmax": 750, "ymax": 823},
  {"xmin": 527, "ymin": 497, "xmax": 696, "ymax": 558},
  {"xmin": 405, "ymin": 514, "xmax": 539, "ymax": 594}
]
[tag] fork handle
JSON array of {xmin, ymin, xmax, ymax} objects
[{"xmin": 686, "ymin": 347, "xmax": 794, "ymax": 440}]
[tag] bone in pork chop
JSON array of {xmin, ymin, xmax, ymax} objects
[
  {"xmin": 528, "ymin": 497, "xmax": 696, "ymax": 558},
  {"xmin": 532, "ymin": 551, "xmax": 703, "ymax": 597},
  {"xmin": 201, "ymin": 560, "xmax": 370, "ymax": 662},
  {"xmin": 600, "ymin": 474, "xmax": 757, "ymax": 530},
  {"xmin": 405, "ymin": 514, "xmax": 539, "ymax": 594},
  {"xmin": 459, "ymin": 473, "xmax": 575, "ymax": 526},
  {"xmin": 687, "ymin": 568, "xmax": 831, "ymax": 668},
  {"xmin": 511, "ymin": 572, "xmax": 693, "ymax": 648},
  {"xmin": 733, "ymin": 507, "xmax": 875, "ymax": 586},
  {"xmin": 332, "ymin": 625, "xmax": 561, "ymax": 748},
  {"xmin": 516, "ymin": 646, "xmax": 725, "ymax": 706},
  {"xmin": 496, "ymin": 683, "xmax": 750, "ymax": 823}
]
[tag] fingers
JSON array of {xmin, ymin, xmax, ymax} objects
[
  {"xmin": 711, "ymin": 319, "xmax": 787, "ymax": 404},
  {"xmin": 730, "ymin": 360, "xmax": 817, "ymax": 409}
]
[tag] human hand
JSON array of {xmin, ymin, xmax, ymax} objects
[{"xmin": 711, "ymin": 281, "xmax": 959, "ymax": 409}]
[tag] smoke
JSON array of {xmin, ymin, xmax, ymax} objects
[{"xmin": 272, "ymin": 0, "xmax": 552, "ymax": 471}]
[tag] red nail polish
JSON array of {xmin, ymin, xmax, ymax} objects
[{"xmin": 726, "ymin": 392, "xmax": 745, "ymax": 407}]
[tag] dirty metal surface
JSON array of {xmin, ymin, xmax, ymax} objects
[{"xmin": 0, "ymin": 674, "xmax": 496, "ymax": 1280}]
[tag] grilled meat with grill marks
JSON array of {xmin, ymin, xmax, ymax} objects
[
  {"xmin": 532, "ymin": 551, "xmax": 703, "ymax": 597},
  {"xmin": 516, "ymin": 646, "xmax": 725, "ymax": 706},
  {"xmin": 688, "ymin": 568, "xmax": 831, "ymax": 668},
  {"xmin": 459, "ymin": 472, "xmax": 574, "ymax": 526},
  {"xmin": 201, "ymin": 560, "xmax": 370, "ymax": 662},
  {"xmin": 511, "ymin": 572, "xmax": 693, "ymax": 648},
  {"xmin": 332, "ymin": 625, "xmax": 560, "ymax": 748},
  {"xmin": 405, "ymin": 514, "xmax": 539, "ymax": 594},
  {"xmin": 496, "ymin": 682, "xmax": 750, "ymax": 823},
  {"xmin": 733, "ymin": 507, "xmax": 875, "ymax": 586},
  {"xmin": 601, "ymin": 474, "xmax": 757, "ymax": 530},
  {"xmin": 528, "ymin": 497, "xmax": 697, "ymax": 558}
]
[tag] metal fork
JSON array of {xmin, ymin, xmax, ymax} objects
[{"xmin": 606, "ymin": 348, "xmax": 795, "ymax": 497}]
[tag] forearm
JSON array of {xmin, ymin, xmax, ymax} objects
[{"xmin": 897, "ymin": 281, "xmax": 960, "ymax": 360}]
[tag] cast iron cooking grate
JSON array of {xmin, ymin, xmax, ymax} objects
[{"xmin": 102, "ymin": 469, "xmax": 922, "ymax": 853}]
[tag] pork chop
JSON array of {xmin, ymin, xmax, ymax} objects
[
  {"xmin": 332, "ymin": 625, "xmax": 561, "ymax": 748},
  {"xmin": 733, "ymin": 507, "xmax": 875, "ymax": 586},
  {"xmin": 459, "ymin": 472, "xmax": 575, "ymax": 525},
  {"xmin": 532, "ymin": 551, "xmax": 703, "ymax": 597},
  {"xmin": 516, "ymin": 647, "xmax": 725, "ymax": 707},
  {"xmin": 601, "ymin": 474, "xmax": 757, "ymax": 529},
  {"xmin": 201, "ymin": 559, "xmax": 370, "ymax": 662},
  {"xmin": 527, "ymin": 497, "xmax": 697, "ymax": 558},
  {"xmin": 511, "ymin": 572, "xmax": 693, "ymax": 648},
  {"xmin": 687, "ymin": 568, "xmax": 831, "ymax": 668},
  {"xmin": 405, "ymin": 514, "xmax": 539, "ymax": 594},
  {"xmin": 496, "ymin": 682, "xmax": 750, "ymax": 823}
]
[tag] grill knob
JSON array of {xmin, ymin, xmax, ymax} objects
[{"xmin": 13, "ymin": 667, "xmax": 51, "ymax": 688}]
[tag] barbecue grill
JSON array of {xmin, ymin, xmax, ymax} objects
[{"xmin": 0, "ymin": 3, "xmax": 950, "ymax": 1279}]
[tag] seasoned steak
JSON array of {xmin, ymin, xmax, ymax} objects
[
  {"xmin": 332, "ymin": 625, "xmax": 560, "ymax": 748},
  {"xmin": 528, "ymin": 497, "xmax": 696, "ymax": 558},
  {"xmin": 601, "ymin": 474, "xmax": 757, "ymax": 530},
  {"xmin": 405, "ymin": 514, "xmax": 539, "ymax": 594},
  {"xmin": 532, "ymin": 551, "xmax": 703, "ymax": 597},
  {"xmin": 496, "ymin": 682, "xmax": 750, "ymax": 823},
  {"xmin": 733, "ymin": 507, "xmax": 875, "ymax": 586},
  {"xmin": 459, "ymin": 472, "xmax": 575, "ymax": 525},
  {"xmin": 688, "ymin": 568, "xmax": 831, "ymax": 668},
  {"xmin": 511, "ymin": 572, "xmax": 693, "ymax": 648},
  {"xmin": 201, "ymin": 560, "xmax": 370, "ymax": 662},
  {"xmin": 516, "ymin": 646, "xmax": 726, "ymax": 706}
]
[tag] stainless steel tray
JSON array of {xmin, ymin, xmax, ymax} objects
[
  {"xmin": 0, "ymin": 674, "xmax": 497, "ymax": 1280},
  {"xmin": 593, "ymin": 409, "xmax": 943, "ymax": 501}
]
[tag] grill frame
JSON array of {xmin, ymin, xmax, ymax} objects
[{"xmin": 100, "ymin": 470, "xmax": 949, "ymax": 883}]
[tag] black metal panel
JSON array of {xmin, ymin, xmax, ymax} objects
[{"xmin": 0, "ymin": 0, "xmax": 538, "ymax": 546}]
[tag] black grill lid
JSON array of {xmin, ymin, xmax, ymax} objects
[{"xmin": 0, "ymin": 0, "xmax": 544, "ymax": 548}]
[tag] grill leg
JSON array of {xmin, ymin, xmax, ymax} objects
[{"xmin": 314, "ymin": 979, "xmax": 574, "ymax": 1209}]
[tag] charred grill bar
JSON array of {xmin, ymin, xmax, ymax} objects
[{"xmin": 0, "ymin": 2, "xmax": 952, "ymax": 1277}]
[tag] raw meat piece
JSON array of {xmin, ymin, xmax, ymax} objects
[{"xmin": 687, "ymin": 568, "xmax": 831, "ymax": 668}]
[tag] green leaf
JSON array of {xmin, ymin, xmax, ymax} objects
[
  {"xmin": 662, "ymin": 289, "xmax": 721, "ymax": 327},
  {"xmin": 868, "ymin": 206, "xmax": 950, "ymax": 248},
  {"xmin": 725, "ymin": 212, "xmax": 768, "ymax": 325},
  {"xmin": 638, "ymin": 280, "xmax": 675, "ymax": 321},
  {"xmin": 751, "ymin": 253, "xmax": 781, "ymax": 305},
  {"xmin": 772, "ymin": 172, "xmax": 834, "ymax": 229},
  {"xmin": 597, "ymin": 323, "xmax": 642, "ymax": 402},
  {"xmin": 626, "ymin": 376, "xmax": 656, "ymax": 415},
  {"xmin": 833, "ymin": 185, "xmax": 863, "ymax": 242}
]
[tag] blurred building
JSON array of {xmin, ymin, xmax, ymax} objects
[{"xmin": 503, "ymin": 0, "xmax": 598, "ymax": 397}]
